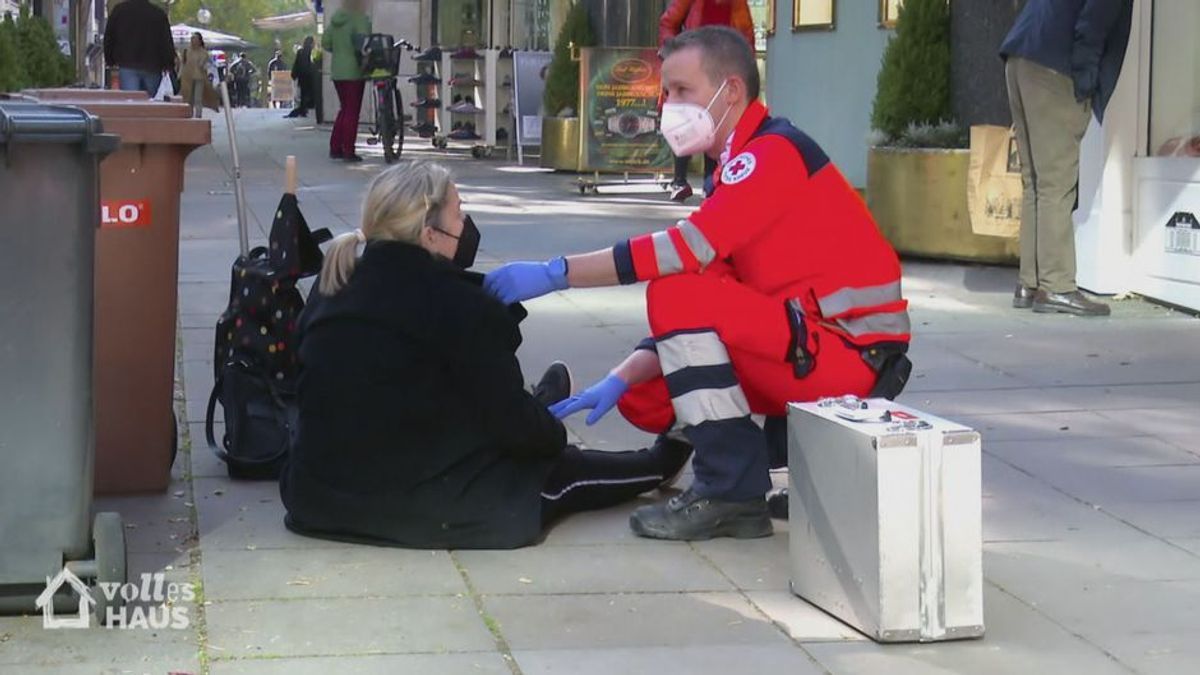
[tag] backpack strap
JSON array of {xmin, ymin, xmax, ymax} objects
[
  {"xmin": 205, "ymin": 377, "xmax": 230, "ymax": 462},
  {"xmin": 205, "ymin": 366, "xmax": 295, "ymax": 468}
]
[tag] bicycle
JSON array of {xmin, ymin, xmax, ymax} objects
[{"xmin": 359, "ymin": 34, "xmax": 415, "ymax": 164}]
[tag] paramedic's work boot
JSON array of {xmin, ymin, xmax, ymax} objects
[{"xmin": 630, "ymin": 488, "xmax": 772, "ymax": 541}]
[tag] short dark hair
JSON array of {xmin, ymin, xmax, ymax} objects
[{"xmin": 661, "ymin": 25, "xmax": 759, "ymax": 101}]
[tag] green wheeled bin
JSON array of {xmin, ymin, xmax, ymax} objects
[{"xmin": 0, "ymin": 99, "xmax": 127, "ymax": 622}]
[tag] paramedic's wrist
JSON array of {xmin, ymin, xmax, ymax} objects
[{"xmin": 547, "ymin": 256, "xmax": 570, "ymax": 290}]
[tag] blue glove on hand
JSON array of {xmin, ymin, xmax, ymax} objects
[
  {"xmin": 483, "ymin": 257, "xmax": 569, "ymax": 304},
  {"xmin": 548, "ymin": 373, "xmax": 630, "ymax": 426}
]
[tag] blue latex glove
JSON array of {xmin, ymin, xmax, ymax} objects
[
  {"xmin": 549, "ymin": 373, "xmax": 630, "ymax": 426},
  {"xmin": 483, "ymin": 257, "xmax": 569, "ymax": 304}
]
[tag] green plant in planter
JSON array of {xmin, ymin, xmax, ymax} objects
[
  {"xmin": 0, "ymin": 12, "xmax": 28, "ymax": 93},
  {"xmin": 14, "ymin": 7, "xmax": 73, "ymax": 88},
  {"xmin": 870, "ymin": 0, "xmax": 962, "ymax": 148},
  {"xmin": 543, "ymin": 0, "xmax": 596, "ymax": 118}
]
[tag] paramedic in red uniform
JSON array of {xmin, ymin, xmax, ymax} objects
[{"xmin": 484, "ymin": 26, "xmax": 912, "ymax": 541}]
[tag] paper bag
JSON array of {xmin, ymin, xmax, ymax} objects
[{"xmin": 967, "ymin": 125, "xmax": 1022, "ymax": 238}]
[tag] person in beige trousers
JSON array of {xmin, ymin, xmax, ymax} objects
[
  {"xmin": 999, "ymin": 0, "xmax": 1132, "ymax": 317},
  {"xmin": 179, "ymin": 33, "xmax": 217, "ymax": 119}
]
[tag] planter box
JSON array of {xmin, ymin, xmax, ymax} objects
[
  {"xmin": 540, "ymin": 117, "xmax": 581, "ymax": 172},
  {"xmin": 868, "ymin": 147, "xmax": 1017, "ymax": 265}
]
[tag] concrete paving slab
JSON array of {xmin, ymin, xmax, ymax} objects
[
  {"xmin": 960, "ymin": 410, "xmax": 1141, "ymax": 442},
  {"xmin": 208, "ymin": 652, "xmax": 510, "ymax": 675},
  {"xmin": 689, "ymin": 528, "xmax": 793, "ymax": 592},
  {"xmin": 512, "ymin": 645, "xmax": 827, "ymax": 675},
  {"xmin": 1094, "ymin": 406, "xmax": 1200, "ymax": 438},
  {"xmin": 984, "ymin": 536, "xmax": 1200, "ymax": 584},
  {"xmin": 202, "ymin": 547, "xmax": 466, "ymax": 601},
  {"xmin": 457, "ymin": 544, "xmax": 733, "ymax": 595},
  {"xmin": 538, "ymin": 501, "xmax": 681, "ymax": 547},
  {"xmin": 801, "ymin": 585, "xmax": 1133, "ymax": 675},
  {"xmin": 1170, "ymin": 537, "xmax": 1200, "ymax": 556},
  {"xmin": 189, "ymin": 422, "xmax": 230, "ymax": 478},
  {"xmin": 0, "ymin": 613, "xmax": 199, "ymax": 669},
  {"xmin": 482, "ymin": 592, "xmax": 791, "ymax": 651},
  {"xmin": 986, "ymin": 436, "xmax": 1200, "ymax": 470},
  {"xmin": 204, "ymin": 595, "xmax": 493, "ymax": 659},
  {"xmin": 193, "ymin": 478, "xmax": 342, "ymax": 551},
  {"xmin": 981, "ymin": 456, "xmax": 1141, "ymax": 543},
  {"xmin": 743, "ymin": 591, "xmax": 869, "ymax": 642},
  {"xmin": 94, "ymin": 492, "xmax": 194, "ymax": 554}
]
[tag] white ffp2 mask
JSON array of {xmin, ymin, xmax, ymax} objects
[{"xmin": 660, "ymin": 80, "xmax": 732, "ymax": 157}]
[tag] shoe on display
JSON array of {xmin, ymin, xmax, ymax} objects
[
  {"xmin": 408, "ymin": 72, "xmax": 442, "ymax": 85},
  {"xmin": 451, "ymin": 46, "xmax": 480, "ymax": 60},
  {"xmin": 411, "ymin": 98, "xmax": 441, "ymax": 108},
  {"xmin": 448, "ymin": 123, "xmax": 481, "ymax": 140},
  {"xmin": 449, "ymin": 102, "xmax": 483, "ymax": 114},
  {"xmin": 412, "ymin": 46, "xmax": 442, "ymax": 62}
]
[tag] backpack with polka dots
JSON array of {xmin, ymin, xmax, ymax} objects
[{"xmin": 206, "ymin": 193, "xmax": 330, "ymax": 479}]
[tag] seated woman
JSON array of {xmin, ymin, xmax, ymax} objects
[{"xmin": 280, "ymin": 160, "xmax": 691, "ymax": 549}]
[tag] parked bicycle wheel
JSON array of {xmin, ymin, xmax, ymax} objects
[{"xmin": 377, "ymin": 84, "xmax": 398, "ymax": 164}]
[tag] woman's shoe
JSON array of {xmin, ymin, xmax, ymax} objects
[
  {"xmin": 533, "ymin": 361, "xmax": 573, "ymax": 406},
  {"xmin": 668, "ymin": 183, "xmax": 693, "ymax": 202},
  {"xmin": 343, "ymin": 154, "xmax": 364, "ymax": 163}
]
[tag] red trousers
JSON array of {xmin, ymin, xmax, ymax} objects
[
  {"xmin": 618, "ymin": 268, "xmax": 878, "ymax": 434},
  {"xmin": 330, "ymin": 80, "xmax": 366, "ymax": 157}
]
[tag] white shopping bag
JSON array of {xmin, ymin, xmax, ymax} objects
[{"xmin": 154, "ymin": 71, "xmax": 174, "ymax": 101}]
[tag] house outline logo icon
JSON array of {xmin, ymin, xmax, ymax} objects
[{"xmin": 35, "ymin": 567, "xmax": 95, "ymax": 630}]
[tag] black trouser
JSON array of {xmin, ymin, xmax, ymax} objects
[
  {"xmin": 540, "ymin": 445, "xmax": 668, "ymax": 526},
  {"xmin": 672, "ymin": 155, "xmax": 718, "ymax": 188},
  {"xmin": 297, "ymin": 77, "xmax": 314, "ymax": 111}
]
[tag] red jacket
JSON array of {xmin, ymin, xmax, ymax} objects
[
  {"xmin": 659, "ymin": 0, "xmax": 756, "ymax": 49},
  {"xmin": 614, "ymin": 101, "xmax": 910, "ymax": 348}
]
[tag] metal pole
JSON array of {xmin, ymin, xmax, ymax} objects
[{"xmin": 219, "ymin": 81, "xmax": 250, "ymax": 257}]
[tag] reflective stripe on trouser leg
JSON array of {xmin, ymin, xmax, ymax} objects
[{"xmin": 657, "ymin": 329, "xmax": 772, "ymax": 501}]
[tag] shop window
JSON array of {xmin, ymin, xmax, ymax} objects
[
  {"xmin": 879, "ymin": 0, "xmax": 902, "ymax": 28},
  {"xmin": 438, "ymin": 0, "xmax": 486, "ymax": 48},
  {"xmin": 1149, "ymin": 0, "xmax": 1200, "ymax": 157},
  {"xmin": 792, "ymin": 0, "xmax": 834, "ymax": 32}
]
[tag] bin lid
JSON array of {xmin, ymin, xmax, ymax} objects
[
  {"xmin": 0, "ymin": 99, "xmax": 119, "ymax": 155},
  {"xmin": 21, "ymin": 88, "xmax": 150, "ymax": 102},
  {"xmin": 29, "ymin": 98, "xmax": 210, "ymax": 147}
]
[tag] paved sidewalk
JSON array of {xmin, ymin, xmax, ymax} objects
[{"xmin": 3, "ymin": 109, "xmax": 1199, "ymax": 674}]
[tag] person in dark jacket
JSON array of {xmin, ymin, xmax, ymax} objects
[
  {"xmin": 287, "ymin": 37, "xmax": 316, "ymax": 118},
  {"xmin": 103, "ymin": 0, "xmax": 176, "ymax": 95},
  {"xmin": 1000, "ymin": 0, "xmax": 1132, "ymax": 317},
  {"xmin": 280, "ymin": 160, "xmax": 692, "ymax": 550}
]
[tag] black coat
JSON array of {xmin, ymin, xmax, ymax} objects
[
  {"xmin": 280, "ymin": 242, "xmax": 566, "ymax": 549},
  {"xmin": 999, "ymin": 0, "xmax": 1133, "ymax": 122},
  {"xmin": 102, "ymin": 0, "xmax": 176, "ymax": 73}
]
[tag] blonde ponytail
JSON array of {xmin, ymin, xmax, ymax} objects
[{"xmin": 316, "ymin": 160, "xmax": 454, "ymax": 295}]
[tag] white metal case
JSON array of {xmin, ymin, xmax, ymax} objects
[{"xmin": 787, "ymin": 397, "xmax": 985, "ymax": 642}]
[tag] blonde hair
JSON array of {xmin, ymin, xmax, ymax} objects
[{"xmin": 318, "ymin": 160, "xmax": 454, "ymax": 295}]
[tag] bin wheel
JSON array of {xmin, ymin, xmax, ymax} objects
[{"xmin": 92, "ymin": 512, "xmax": 127, "ymax": 625}]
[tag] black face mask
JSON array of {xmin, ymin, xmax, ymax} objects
[{"xmin": 432, "ymin": 214, "xmax": 480, "ymax": 269}]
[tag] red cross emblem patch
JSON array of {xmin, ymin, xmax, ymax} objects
[{"xmin": 721, "ymin": 152, "xmax": 757, "ymax": 185}]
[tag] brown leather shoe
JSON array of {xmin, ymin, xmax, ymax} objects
[
  {"xmin": 1012, "ymin": 285, "xmax": 1036, "ymax": 309},
  {"xmin": 1032, "ymin": 290, "xmax": 1111, "ymax": 317}
]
